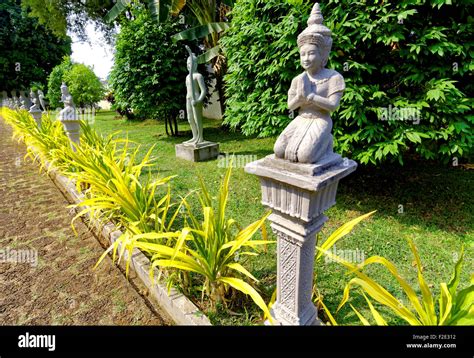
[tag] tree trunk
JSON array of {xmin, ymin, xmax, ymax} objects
[
  {"xmin": 173, "ymin": 116, "xmax": 179, "ymax": 137},
  {"xmin": 165, "ymin": 115, "xmax": 179, "ymax": 137},
  {"xmin": 165, "ymin": 116, "xmax": 171, "ymax": 136}
]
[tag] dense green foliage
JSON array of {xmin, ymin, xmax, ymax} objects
[
  {"xmin": 222, "ymin": 0, "xmax": 473, "ymax": 164},
  {"xmin": 109, "ymin": 6, "xmax": 211, "ymax": 126},
  {"xmin": 20, "ymin": 0, "xmax": 117, "ymax": 41},
  {"xmin": 47, "ymin": 58, "xmax": 104, "ymax": 109},
  {"xmin": 110, "ymin": 8, "xmax": 186, "ymax": 121},
  {"xmin": 221, "ymin": 0, "xmax": 311, "ymax": 136},
  {"xmin": 0, "ymin": 0, "xmax": 71, "ymax": 92},
  {"xmin": 64, "ymin": 64, "xmax": 105, "ymax": 108}
]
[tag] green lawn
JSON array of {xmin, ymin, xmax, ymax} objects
[{"xmin": 90, "ymin": 110, "xmax": 473, "ymax": 325}]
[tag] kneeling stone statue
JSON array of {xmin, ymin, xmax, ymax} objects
[{"xmin": 245, "ymin": 3, "xmax": 358, "ymax": 326}]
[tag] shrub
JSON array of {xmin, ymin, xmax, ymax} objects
[
  {"xmin": 2, "ymin": 108, "xmax": 77, "ymax": 172},
  {"xmin": 222, "ymin": 0, "xmax": 473, "ymax": 164},
  {"xmin": 104, "ymin": 165, "xmax": 274, "ymax": 319},
  {"xmin": 63, "ymin": 63, "xmax": 105, "ymax": 108},
  {"xmin": 47, "ymin": 58, "xmax": 104, "ymax": 109},
  {"xmin": 65, "ymin": 139, "xmax": 175, "ymax": 236},
  {"xmin": 104, "ymin": 90, "xmax": 134, "ymax": 119},
  {"xmin": 221, "ymin": 0, "xmax": 312, "ymax": 137}
]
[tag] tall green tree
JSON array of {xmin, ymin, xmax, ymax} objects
[
  {"xmin": 47, "ymin": 58, "xmax": 104, "ymax": 110},
  {"xmin": 64, "ymin": 64, "xmax": 104, "ymax": 108},
  {"xmin": 0, "ymin": 0, "xmax": 71, "ymax": 92},
  {"xmin": 222, "ymin": 0, "xmax": 473, "ymax": 165}
]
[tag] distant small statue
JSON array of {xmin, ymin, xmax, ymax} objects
[
  {"xmin": 29, "ymin": 91, "xmax": 40, "ymax": 112},
  {"xmin": 58, "ymin": 83, "xmax": 77, "ymax": 121},
  {"xmin": 10, "ymin": 90, "xmax": 18, "ymax": 108},
  {"xmin": 12, "ymin": 93, "xmax": 21, "ymax": 108},
  {"xmin": 19, "ymin": 95, "xmax": 27, "ymax": 110},
  {"xmin": 19, "ymin": 90, "xmax": 31, "ymax": 109},
  {"xmin": 57, "ymin": 82, "xmax": 80, "ymax": 150},
  {"xmin": 1, "ymin": 91, "xmax": 8, "ymax": 107},
  {"xmin": 37, "ymin": 89, "xmax": 47, "ymax": 112},
  {"xmin": 29, "ymin": 89, "xmax": 35, "ymax": 104},
  {"xmin": 183, "ymin": 45, "xmax": 207, "ymax": 146},
  {"xmin": 274, "ymin": 3, "xmax": 345, "ymax": 164}
]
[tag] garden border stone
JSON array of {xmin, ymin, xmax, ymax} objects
[{"xmin": 44, "ymin": 161, "xmax": 212, "ymax": 326}]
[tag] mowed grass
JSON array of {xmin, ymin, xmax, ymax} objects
[{"xmin": 90, "ymin": 110, "xmax": 473, "ymax": 325}]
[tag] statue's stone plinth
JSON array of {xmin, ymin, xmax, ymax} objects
[
  {"xmin": 29, "ymin": 109, "xmax": 42, "ymax": 128},
  {"xmin": 58, "ymin": 113, "xmax": 80, "ymax": 151},
  {"xmin": 175, "ymin": 141, "xmax": 219, "ymax": 162},
  {"xmin": 245, "ymin": 154, "xmax": 357, "ymax": 325},
  {"xmin": 60, "ymin": 119, "xmax": 81, "ymax": 151}
]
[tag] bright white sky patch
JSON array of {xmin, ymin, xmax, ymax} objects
[{"xmin": 69, "ymin": 22, "xmax": 115, "ymax": 81}]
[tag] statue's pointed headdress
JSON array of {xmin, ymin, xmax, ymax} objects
[
  {"xmin": 185, "ymin": 45, "xmax": 198, "ymax": 73},
  {"xmin": 297, "ymin": 3, "xmax": 333, "ymax": 66}
]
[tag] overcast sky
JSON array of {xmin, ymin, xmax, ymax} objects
[{"xmin": 69, "ymin": 22, "xmax": 115, "ymax": 81}]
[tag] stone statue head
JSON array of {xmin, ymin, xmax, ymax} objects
[
  {"xmin": 60, "ymin": 82, "xmax": 70, "ymax": 96},
  {"xmin": 187, "ymin": 53, "xmax": 198, "ymax": 73},
  {"xmin": 297, "ymin": 3, "xmax": 332, "ymax": 70}
]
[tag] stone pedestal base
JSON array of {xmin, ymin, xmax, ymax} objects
[
  {"xmin": 245, "ymin": 154, "xmax": 357, "ymax": 325},
  {"xmin": 60, "ymin": 120, "xmax": 81, "ymax": 151},
  {"xmin": 266, "ymin": 304, "xmax": 324, "ymax": 326},
  {"xmin": 29, "ymin": 110, "xmax": 42, "ymax": 128},
  {"xmin": 175, "ymin": 141, "xmax": 219, "ymax": 162}
]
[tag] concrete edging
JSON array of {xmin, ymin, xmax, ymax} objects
[{"xmin": 45, "ymin": 163, "xmax": 211, "ymax": 326}]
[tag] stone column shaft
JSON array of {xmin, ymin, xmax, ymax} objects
[{"xmin": 246, "ymin": 154, "xmax": 357, "ymax": 325}]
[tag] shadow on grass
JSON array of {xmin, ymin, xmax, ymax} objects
[{"xmin": 335, "ymin": 159, "xmax": 473, "ymax": 238}]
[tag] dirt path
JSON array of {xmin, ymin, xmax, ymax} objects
[{"xmin": 0, "ymin": 118, "xmax": 169, "ymax": 325}]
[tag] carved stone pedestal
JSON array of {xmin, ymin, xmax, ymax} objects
[
  {"xmin": 175, "ymin": 141, "xmax": 219, "ymax": 162},
  {"xmin": 245, "ymin": 154, "xmax": 357, "ymax": 325},
  {"xmin": 29, "ymin": 109, "xmax": 42, "ymax": 128},
  {"xmin": 58, "ymin": 106, "xmax": 80, "ymax": 152},
  {"xmin": 61, "ymin": 119, "xmax": 81, "ymax": 151}
]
